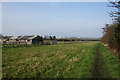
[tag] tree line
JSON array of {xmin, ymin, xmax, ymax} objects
[{"xmin": 101, "ymin": 0, "xmax": 120, "ymax": 57}]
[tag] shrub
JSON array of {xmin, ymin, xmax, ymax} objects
[{"xmin": 102, "ymin": 23, "xmax": 120, "ymax": 56}]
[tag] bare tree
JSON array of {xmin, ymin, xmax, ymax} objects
[{"xmin": 108, "ymin": 0, "xmax": 120, "ymax": 23}]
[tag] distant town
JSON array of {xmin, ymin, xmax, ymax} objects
[{"xmin": 0, "ymin": 34, "xmax": 101, "ymax": 45}]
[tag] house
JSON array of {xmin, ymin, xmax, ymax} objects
[
  {"xmin": 9, "ymin": 36, "xmax": 18, "ymax": 44},
  {"xmin": 18, "ymin": 35, "xmax": 44, "ymax": 45},
  {"xmin": 18, "ymin": 36, "xmax": 32, "ymax": 44},
  {"xmin": 3, "ymin": 36, "xmax": 13, "ymax": 44}
]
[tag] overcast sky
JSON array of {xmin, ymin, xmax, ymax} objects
[{"xmin": 2, "ymin": 2, "xmax": 113, "ymax": 38}]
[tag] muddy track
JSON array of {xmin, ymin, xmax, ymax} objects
[{"xmin": 92, "ymin": 44, "xmax": 109, "ymax": 78}]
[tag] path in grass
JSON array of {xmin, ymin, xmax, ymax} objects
[
  {"xmin": 92, "ymin": 44, "xmax": 109, "ymax": 78},
  {"xmin": 92, "ymin": 43, "xmax": 119, "ymax": 78},
  {"xmin": 92, "ymin": 44, "xmax": 101, "ymax": 78}
]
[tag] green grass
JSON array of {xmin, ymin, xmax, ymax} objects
[
  {"xmin": 99, "ymin": 44, "xmax": 119, "ymax": 78},
  {"xmin": 91, "ymin": 43, "xmax": 119, "ymax": 78},
  {"xmin": 2, "ymin": 41, "xmax": 75, "ymax": 48},
  {"xmin": 2, "ymin": 41, "xmax": 119, "ymax": 78}
]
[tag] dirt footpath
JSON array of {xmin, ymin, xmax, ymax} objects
[{"xmin": 92, "ymin": 44, "xmax": 109, "ymax": 78}]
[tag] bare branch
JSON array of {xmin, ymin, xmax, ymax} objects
[{"xmin": 108, "ymin": 0, "xmax": 120, "ymax": 23}]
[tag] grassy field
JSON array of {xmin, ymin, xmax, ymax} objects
[{"xmin": 2, "ymin": 41, "xmax": 119, "ymax": 78}]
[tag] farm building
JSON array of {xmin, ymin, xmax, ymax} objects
[{"xmin": 2, "ymin": 35, "xmax": 44, "ymax": 45}]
